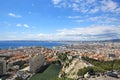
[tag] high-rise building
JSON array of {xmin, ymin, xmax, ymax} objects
[
  {"xmin": 0, "ymin": 58, "xmax": 6, "ymax": 75},
  {"xmin": 29, "ymin": 54, "xmax": 45, "ymax": 73}
]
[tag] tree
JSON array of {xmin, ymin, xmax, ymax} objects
[
  {"xmin": 58, "ymin": 53, "xmax": 68, "ymax": 62},
  {"xmin": 15, "ymin": 76, "xmax": 24, "ymax": 80}
]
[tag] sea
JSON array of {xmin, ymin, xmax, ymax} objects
[{"xmin": 0, "ymin": 41, "xmax": 64, "ymax": 49}]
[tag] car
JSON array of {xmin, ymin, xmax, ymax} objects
[{"xmin": 106, "ymin": 71, "xmax": 118, "ymax": 78}]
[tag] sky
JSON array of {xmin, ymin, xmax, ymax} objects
[{"xmin": 0, "ymin": 0, "xmax": 120, "ymax": 41}]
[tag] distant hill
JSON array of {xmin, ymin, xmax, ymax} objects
[
  {"xmin": 1, "ymin": 39, "xmax": 120, "ymax": 42},
  {"xmin": 102, "ymin": 39, "xmax": 120, "ymax": 42}
]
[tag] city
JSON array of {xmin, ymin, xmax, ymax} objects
[
  {"xmin": 0, "ymin": 40, "xmax": 120, "ymax": 80},
  {"xmin": 0, "ymin": 0, "xmax": 120, "ymax": 80}
]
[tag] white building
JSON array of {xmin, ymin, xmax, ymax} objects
[
  {"xmin": 0, "ymin": 58, "xmax": 6, "ymax": 75},
  {"xmin": 29, "ymin": 54, "xmax": 45, "ymax": 73}
]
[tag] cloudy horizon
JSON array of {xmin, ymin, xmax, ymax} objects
[{"xmin": 0, "ymin": 0, "xmax": 120, "ymax": 41}]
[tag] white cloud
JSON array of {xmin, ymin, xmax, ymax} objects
[
  {"xmin": 90, "ymin": 8, "xmax": 99, "ymax": 13},
  {"xmin": 16, "ymin": 23, "xmax": 30, "ymax": 28},
  {"xmin": 86, "ymin": 0, "xmax": 96, "ymax": 4},
  {"xmin": 16, "ymin": 24, "xmax": 22, "ymax": 27},
  {"xmin": 68, "ymin": 16, "xmax": 81, "ymax": 19},
  {"xmin": 58, "ymin": 26, "xmax": 120, "ymax": 35},
  {"xmin": 52, "ymin": 0, "xmax": 61, "ymax": 5},
  {"xmin": 68, "ymin": 15, "xmax": 118, "ymax": 25},
  {"xmin": 88, "ymin": 16, "xmax": 103, "ymax": 21},
  {"xmin": 52, "ymin": 0, "xmax": 120, "ymax": 14},
  {"xmin": 8, "ymin": 13, "xmax": 22, "ymax": 18},
  {"xmin": 101, "ymin": 0, "xmax": 118, "ymax": 11},
  {"xmin": 88, "ymin": 15, "xmax": 118, "ymax": 25},
  {"xmin": 115, "ymin": 8, "xmax": 120, "ymax": 14},
  {"xmin": 13, "ymin": 25, "xmax": 120, "ymax": 41},
  {"xmin": 23, "ymin": 24, "xmax": 30, "ymax": 28},
  {"xmin": 54, "ymin": 25, "xmax": 120, "ymax": 40},
  {"xmin": 2, "ymin": 25, "xmax": 120, "ymax": 41},
  {"xmin": 75, "ymin": 20, "xmax": 84, "ymax": 23},
  {"xmin": 71, "ymin": 3, "xmax": 80, "ymax": 11},
  {"xmin": 52, "ymin": 0, "xmax": 120, "ymax": 26}
]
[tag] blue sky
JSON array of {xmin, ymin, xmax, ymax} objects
[{"xmin": 0, "ymin": 0, "xmax": 120, "ymax": 41}]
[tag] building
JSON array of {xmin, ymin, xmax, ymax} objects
[
  {"xmin": 29, "ymin": 54, "xmax": 45, "ymax": 73},
  {"xmin": 0, "ymin": 58, "xmax": 6, "ymax": 75}
]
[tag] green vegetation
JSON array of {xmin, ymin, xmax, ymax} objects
[
  {"xmin": 58, "ymin": 53, "xmax": 68, "ymax": 62},
  {"xmin": 55, "ymin": 78, "xmax": 74, "ymax": 80},
  {"xmin": 58, "ymin": 52, "xmax": 74, "ymax": 64},
  {"xmin": 82, "ymin": 57, "xmax": 120, "ymax": 71},
  {"xmin": 77, "ymin": 66, "xmax": 105, "ymax": 76},
  {"xmin": 68, "ymin": 58, "xmax": 73, "ymax": 63},
  {"xmin": 30, "ymin": 64, "xmax": 62, "ymax": 80},
  {"xmin": 15, "ymin": 76, "xmax": 24, "ymax": 80},
  {"xmin": 77, "ymin": 57, "xmax": 120, "ymax": 76},
  {"xmin": 13, "ymin": 60, "xmax": 26, "ymax": 69}
]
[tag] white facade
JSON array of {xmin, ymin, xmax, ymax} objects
[
  {"xmin": 0, "ymin": 59, "xmax": 6, "ymax": 75},
  {"xmin": 29, "ymin": 54, "xmax": 45, "ymax": 73}
]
